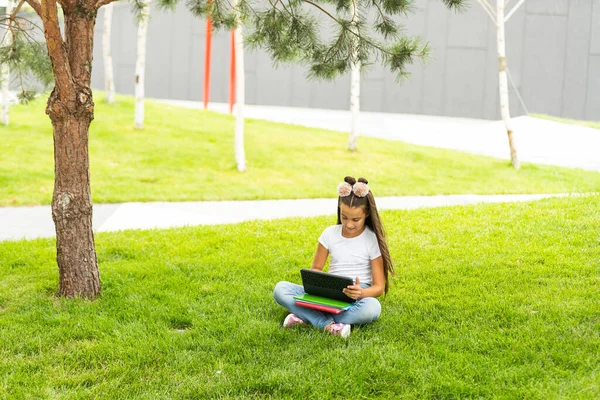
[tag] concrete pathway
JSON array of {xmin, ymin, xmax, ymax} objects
[{"xmin": 0, "ymin": 194, "xmax": 567, "ymax": 242}]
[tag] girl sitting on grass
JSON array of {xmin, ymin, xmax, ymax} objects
[{"xmin": 274, "ymin": 176, "xmax": 394, "ymax": 338}]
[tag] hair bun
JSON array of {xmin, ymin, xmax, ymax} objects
[
  {"xmin": 358, "ymin": 177, "xmax": 368, "ymax": 185},
  {"xmin": 344, "ymin": 176, "xmax": 356, "ymax": 185}
]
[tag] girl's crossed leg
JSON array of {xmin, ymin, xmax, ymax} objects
[{"xmin": 273, "ymin": 281, "xmax": 381, "ymax": 330}]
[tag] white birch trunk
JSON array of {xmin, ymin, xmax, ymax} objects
[
  {"xmin": 2, "ymin": 0, "xmax": 13, "ymax": 126},
  {"xmin": 347, "ymin": 8, "xmax": 360, "ymax": 151},
  {"xmin": 134, "ymin": 0, "xmax": 151, "ymax": 130},
  {"xmin": 103, "ymin": 2, "xmax": 115, "ymax": 104},
  {"xmin": 496, "ymin": 0, "xmax": 519, "ymax": 169},
  {"xmin": 234, "ymin": 26, "xmax": 246, "ymax": 172},
  {"xmin": 348, "ymin": 60, "xmax": 360, "ymax": 151}
]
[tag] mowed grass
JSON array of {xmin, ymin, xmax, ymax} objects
[
  {"xmin": 1, "ymin": 94, "xmax": 599, "ymax": 206},
  {"xmin": 1, "ymin": 195, "xmax": 598, "ymax": 398}
]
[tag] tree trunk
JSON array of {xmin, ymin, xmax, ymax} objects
[
  {"xmin": 41, "ymin": 0, "xmax": 101, "ymax": 298},
  {"xmin": 496, "ymin": 0, "xmax": 519, "ymax": 169},
  {"xmin": 135, "ymin": 0, "xmax": 151, "ymax": 129},
  {"xmin": 347, "ymin": 7, "xmax": 360, "ymax": 151},
  {"xmin": 49, "ymin": 90, "xmax": 100, "ymax": 298},
  {"xmin": 1, "ymin": 0, "xmax": 13, "ymax": 126},
  {"xmin": 233, "ymin": 26, "xmax": 246, "ymax": 172},
  {"xmin": 103, "ymin": 3, "xmax": 115, "ymax": 104},
  {"xmin": 348, "ymin": 61, "xmax": 360, "ymax": 151}
]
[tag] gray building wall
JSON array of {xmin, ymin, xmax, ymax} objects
[{"xmin": 91, "ymin": 0, "xmax": 600, "ymax": 121}]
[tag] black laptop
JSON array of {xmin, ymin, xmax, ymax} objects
[{"xmin": 300, "ymin": 268, "xmax": 355, "ymax": 303}]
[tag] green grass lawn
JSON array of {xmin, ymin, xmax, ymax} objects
[
  {"xmin": 1, "ymin": 94, "xmax": 599, "ymax": 206},
  {"xmin": 1, "ymin": 195, "xmax": 598, "ymax": 398},
  {"xmin": 532, "ymin": 113, "xmax": 600, "ymax": 130}
]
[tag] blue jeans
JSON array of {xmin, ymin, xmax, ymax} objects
[{"xmin": 273, "ymin": 281, "xmax": 381, "ymax": 330}]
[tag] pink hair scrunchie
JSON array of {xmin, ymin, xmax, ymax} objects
[
  {"xmin": 337, "ymin": 182, "xmax": 353, "ymax": 197},
  {"xmin": 352, "ymin": 182, "xmax": 369, "ymax": 197}
]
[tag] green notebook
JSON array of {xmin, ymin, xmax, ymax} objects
[{"xmin": 293, "ymin": 293, "xmax": 353, "ymax": 309}]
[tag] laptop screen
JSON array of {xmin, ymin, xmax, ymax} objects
[{"xmin": 300, "ymin": 269, "xmax": 355, "ymax": 303}]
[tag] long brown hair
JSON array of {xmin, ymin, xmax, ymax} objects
[{"xmin": 337, "ymin": 176, "xmax": 395, "ymax": 294}]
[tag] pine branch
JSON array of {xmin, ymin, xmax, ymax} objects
[
  {"xmin": 439, "ymin": 0, "xmax": 466, "ymax": 10},
  {"xmin": 96, "ymin": 0, "xmax": 121, "ymax": 10},
  {"xmin": 276, "ymin": 0, "xmax": 294, "ymax": 17},
  {"xmin": 13, "ymin": 16, "xmax": 46, "ymax": 42},
  {"xmin": 0, "ymin": 1, "xmax": 23, "ymax": 47},
  {"xmin": 13, "ymin": 0, "xmax": 27, "ymax": 16},
  {"xmin": 157, "ymin": 0, "xmax": 466, "ymax": 80},
  {"xmin": 505, "ymin": 0, "xmax": 526, "ymax": 23},
  {"xmin": 300, "ymin": 0, "xmax": 340, "ymax": 25},
  {"xmin": 370, "ymin": 0, "xmax": 387, "ymax": 22},
  {"xmin": 24, "ymin": 0, "xmax": 42, "ymax": 16}
]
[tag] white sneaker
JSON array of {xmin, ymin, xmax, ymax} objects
[
  {"xmin": 326, "ymin": 323, "xmax": 351, "ymax": 338},
  {"xmin": 283, "ymin": 314, "xmax": 305, "ymax": 328}
]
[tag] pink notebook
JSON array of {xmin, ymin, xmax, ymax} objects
[{"xmin": 295, "ymin": 300, "xmax": 345, "ymax": 314}]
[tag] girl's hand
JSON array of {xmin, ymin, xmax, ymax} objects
[{"xmin": 343, "ymin": 277, "xmax": 362, "ymax": 300}]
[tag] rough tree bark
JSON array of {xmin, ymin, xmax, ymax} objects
[{"xmin": 25, "ymin": 0, "xmax": 108, "ymax": 298}]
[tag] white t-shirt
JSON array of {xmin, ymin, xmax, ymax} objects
[{"xmin": 318, "ymin": 224, "xmax": 382, "ymax": 285}]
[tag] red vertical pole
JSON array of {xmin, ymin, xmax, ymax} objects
[
  {"xmin": 229, "ymin": 29, "xmax": 236, "ymax": 114},
  {"xmin": 203, "ymin": 6, "xmax": 213, "ymax": 110}
]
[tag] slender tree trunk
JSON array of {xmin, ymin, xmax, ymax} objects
[
  {"xmin": 348, "ymin": 8, "xmax": 360, "ymax": 151},
  {"xmin": 135, "ymin": 0, "xmax": 150, "ymax": 129},
  {"xmin": 50, "ymin": 90, "xmax": 99, "ymax": 298},
  {"xmin": 1, "ymin": 0, "xmax": 13, "ymax": 126},
  {"xmin": 496, "ymin": 0, "xmax": 519, "ymax": 169},
  {"xmin": 103, "ymin": 2, "xmax": 115, "ymax": 104},
  {"xmin": 41, "ymin": 0, "xmax": 100, "ymax": 298},
  {"xmin": 233, "ymin": 26, "xmax": 246, "ymax": 172},
  {"xmin": 348, "ymin": 61, "xmax": 360, "ymax": 151}
]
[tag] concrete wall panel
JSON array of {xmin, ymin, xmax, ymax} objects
[
  {"xmin": 90, "ymin": 1, "xmax": 600, "ymax": 121},
  {"xmin": 421, "ymin": 0, "xmax": 449, "ymax": 116},
  {"xmin": 444, "ymin": 48, "xmax": 487, "ymax": 117},
  {"xmin": 521, "ymin": 15, "xmax": 567, "ymax": 116},
  {"xmin": 585, "ymin": 55, "xmax": 600, "ymax": 121},
  {"xmin": 309, "ymin": 74, "xmax": 350, "ymax": 110},
  {"xmin": 526, "ymin": 0, "xmax": 568, "ymax": 15},
  {"xmin": 254, "ymin": 53, "xmax": 293, "ymax": 107},
  {"xmin": 169, "ymin": 7, "xmax": 193, "ymax": 100},
  {"xmin": 590, "ymin": 1, "xmax": 600, "ymax": 54},
  {"xmin": 379, "ymin": 6, "xmax": 428, "ymax": 114},
  {"xmin": 145, "ymin": 9, "xmax": 173, "ymax": 99},
  {"xmin": 447, "ymin": 3, "xmax": 489, "ymax": 49},
  {"xmin": 562, "ymin": 0, "xmax": 592, "ymax": 119}
]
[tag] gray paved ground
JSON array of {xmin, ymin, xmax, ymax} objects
[{"xmin": 0, "ymin": 194, "xmax": 567, "ymax": 242}]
